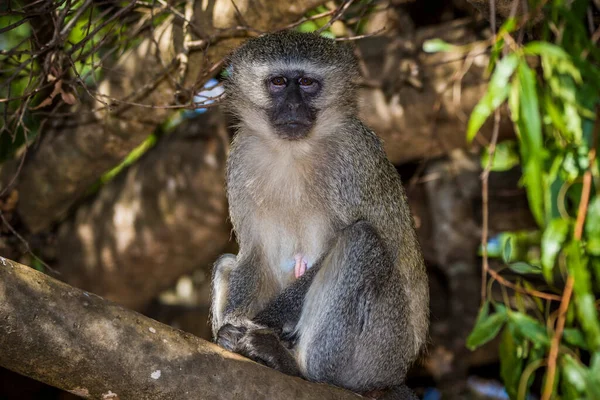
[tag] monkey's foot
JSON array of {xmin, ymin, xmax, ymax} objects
[
  {"xmin": 216, "ymin": 324, "xmax": 247, "ymax": 352},
  {"xmin": 237, "ymin": 329, "xmax": 301, "ymax": 377},
  {"xmin": 294, "ymin": 253, "xmax": 308, "ymax": 278}
]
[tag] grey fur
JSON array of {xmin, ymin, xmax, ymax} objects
[{"xmin": 211, "ymin": 30, "xmax": 429, "ymax": 397}]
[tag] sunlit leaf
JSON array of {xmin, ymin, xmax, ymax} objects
[
  {"xmin": 467, "ymin": 54, "xmax": 519, "ymax": 142},
  {"xmin": 509, "ymin": 312, "xmax": 550, "ymax": 347},
  {"xmin": 561, "ymin": 354, "xmax": 587, "ymax": 392},
  {"xmin": 541, "ymin": 218, "xmax": 570, "ymax": 283},
  {"xmin": 297, "ymin": 21, "xmax": 319, "ymax": 33},
  {"xmin": 516, "ymin": 61, "xmax": 546, "ymax": 227},
  {"xmin": 588, "ymin": 352, "xmax": 600, "ymax": 397},
  {"xmin": 517, "ymin": 62, "xmax": 543, "ymax": 150},
  {"xmin": 525, "ymin": 41, "xmax": 582, "ymax": 83},
  {"xmin": 481, "ymin": 140, "xmax": 520, "ymax": 171},
  {"xmin": 422, "ymin": 39, "xmax": 455, "ymax": 53},
  {"xmin": 498, "ymin": 17, "xmax": 517, "ymax": 34},
  {"xmin": 508, "ymin": 262, "xmax": 542, "ymax": 274},
  {"xmin": 524, "ymin": 42, "xmax": 571, "ymax": 59}
]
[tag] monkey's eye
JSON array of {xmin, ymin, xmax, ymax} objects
[
  {"xmin": 270, "ymin": 76, "xmax": 287, "ymax": 86},
  {"xmin": 298, "ymin": 77, "xmax": 314, "ymax": 86}
]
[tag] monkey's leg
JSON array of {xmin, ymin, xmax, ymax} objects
[
  {"xmin": 228, "ymin": 265, "xmax": 322, "ymax": 375},
  {"xmin": 210, "ymin": 253, "xmax": 237, "ymax": 337},
  {"xmin": 295, "ymin": 220, "xmax": 414, "ymax": 394},
  {"xmin": 211, "ymin": 252, "xmax": 276, "ymax": 350}
]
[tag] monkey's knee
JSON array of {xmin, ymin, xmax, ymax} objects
[
  {"xmin": 328, "ymin": 220, "xmax": 389, "ymax": 273},
  {"xmin": 211, "ymin": 253, "xmax": 237, "ymax": 337},
  {"xmin": 339, "ymin": 220, "xmax": 383, "ymax": 247}
]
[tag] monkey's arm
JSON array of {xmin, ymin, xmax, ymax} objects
[{"xmin": 212, "ymin": 251, "xmax": 276, "ymax": 337}]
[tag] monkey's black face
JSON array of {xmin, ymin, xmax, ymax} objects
[{"xmin": 266, "ymin": 71, "xmax": 320, "ymax": 140}]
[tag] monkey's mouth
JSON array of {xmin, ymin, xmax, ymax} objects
[{"xmin": 274, "ymin": 122, "xmax": 313, "ymax": 139}]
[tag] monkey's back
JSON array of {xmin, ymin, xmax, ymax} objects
[{"xmin": 318, "ymin": 119, "xmax": 429, "ymax": 358}]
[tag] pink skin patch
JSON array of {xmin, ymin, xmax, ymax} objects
[{"xmin": 294, "ymin": 253, "xmax": 308, "ymax": 279}]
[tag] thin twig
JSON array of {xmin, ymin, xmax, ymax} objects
[
  {"xmin": 488, "ymin": 268, "xmax": 561, "ymax": 301},
  {"xmin": 479, "ymin": 0, "xmax": 499, "ymax": 302},
  {"xmin": 316, "ymin": 0, "xmax": 355, "ymax": 34},
  {"xmin": 480, "ymin": 109, "xmax": 501, "ymax": 300},
  {"xmin": 335, "ymin": 27, "xmax": 386, "ymax": 41},
  {"xmin": 0, "ymin": 210, "xmax": 58, "ymax": 275}
]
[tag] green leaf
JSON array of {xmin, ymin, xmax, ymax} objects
[
  {"xmin": 297, "ymin": 21, "xmax": 318, "ymax": 33},
  {"xmin": 592, "ymin": 257, "xmax": 600, "ymax": 293},
  {"xmin": 517, "ymin": 62, "xmax": 543, "ymax": 150},
  {"xmin": 567, "ymin": 241, "xmax": 600, "ymax": 351},
  {"xmin": 509, "ymin": 312, "xmax": 550, "ymax": 347},
  {"xmin": 524, "ymin": 41, "xmax": 571, "ymax": 59},
  {"xmin": 543, "ymin": 93, "xmax": 569, "ymax": 139},
  {"xmin": 467, "ymin": 302, "xmax": 508, "ymax": 350},
  {"xmin": 508, "ymin": 262, "xmax": 542, "ymax": 274},
  {"xmin": 516, "ymin": 61, "xmax": 546, "ymax": 227},
  {"xmin": 541, "ymin": 218, "xmax": 570, "ymax": 283},
  {"xmin": 422, "ymin": 39, "xmax": 455, "ymax": 53},
  {"xmin": 467, "ymin": 54, "xmax": 519, "ymax": 142},
  {"xmin": 498, "ymin": 17, "xmax": 517, "ymax": 35},
  {"xmin": 561, "ymin": 354, "xmax": 587, "ymax": 393},
  {"xmin": 499, "ymin": 326, "xmax": 523, "ymax": 398},
  {"xmin": 502, "ymin": 234, "xmax": 514, "ymax": 264},
  {"xmin": 563, "ymin": 328, "xmax": 589, "ymax": 350},
  {"xmin": 585, "ymin": 198, "xmax": 600, "ymax": 255},
  {"xmin": 508, "ymin": 74, "xmax": 520, "ymax": 125},
  {"xmin": 481, "ymin": 140, "xmax": 520, "ymax": 171},
  {"xmin": 588, "ymin": 352, "xmax": 600, "ymax": 397}
]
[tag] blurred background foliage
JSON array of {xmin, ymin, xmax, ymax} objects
[{"xmin": 424, "ymin": 0, "xmax": 600, "ymax": 398}]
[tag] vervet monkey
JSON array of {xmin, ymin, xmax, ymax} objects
[{"xmin": 211, "ymin": 31, "xmax": 429, "ymax": 399}]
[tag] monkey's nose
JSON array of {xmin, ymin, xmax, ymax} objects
[{"xmin": 287, "ymin": 102, "xmax": 300, "ymax": 110}]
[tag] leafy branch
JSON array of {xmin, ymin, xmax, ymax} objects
[{"xmin": 426, "ymin": 0, "xmax": 600, "ymax": 398}]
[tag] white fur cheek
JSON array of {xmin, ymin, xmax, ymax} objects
[
  {"xmin": 235, "ymin": 80, "xmax": 270, "ymax": 108},
  {"xmin": 236, "ymin": 108, "xmax": 274, "ymax": 137}
]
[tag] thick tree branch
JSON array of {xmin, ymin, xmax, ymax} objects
[{"xmin": 0, "ymin": 256, "xmax": 360, "ymax": 400}]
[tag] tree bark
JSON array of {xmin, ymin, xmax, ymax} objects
[
  {"xmin": 0, "ymin": 256, "xmax": 360, "ymax": 400},
  {"xmin": 8, "ymin": 0, "xmax": 326, "ymax": 233},
  {"xmin": 54, "ymin": 111, "xmax": 231, "ymax": 310},
  {"xmin": 358, "ymin": 18, "xmax": 514, "ymax": 165}
]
